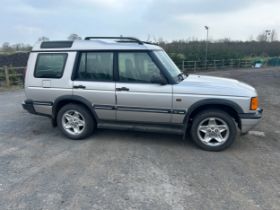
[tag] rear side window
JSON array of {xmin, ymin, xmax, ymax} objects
[
  {"xmin": 75, "ymin": 52, "xmax": 113, "ymax": 81},
  {"xmin": 34, "ymin": 53, "xmax": 67, "ymax": 78}
]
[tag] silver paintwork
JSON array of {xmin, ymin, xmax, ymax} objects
[
  {"xmin": 73, "ymin": 81, "xmax": 116, "ymax": 120},
  {"xmin": 62, "ymin": 110, "xmax": 85, "ymax": 135},
  {"xmin": 32, "ymin": 40, "xmax": 162, "ymax": 52},
  {"xmin": 24, "ymin": 39, "xmax": 261, "ymax": 135},
  {"xmin": 197, "ymin": 117, "xmax": 229, "ymax": 146},
  {"xmin": 115, "ymin": 83, "xmax": 172, "ymax": 122},
  {"xmin": 33, "ymin": 104, "xmax": 52, "ymax": 115}
]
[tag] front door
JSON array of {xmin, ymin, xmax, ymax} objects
[
  {"xmin": 72, "ymin": 52, "xmax": 116, "ymax": 120},
  {"xmin": 116, "ymin": 52, "xmax": 172, "ymax": 123}
]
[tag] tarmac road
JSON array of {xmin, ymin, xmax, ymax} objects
[{"xmin": 0, "ymin": 68, "xmax": 279, "ymax": 210}]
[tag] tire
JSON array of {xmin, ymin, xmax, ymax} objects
[
  {"xmin": 57, "ymin": 104, "xmax": 95, "ymax": 140},
  {"xmin": 190, "ymin": 109, "xmax": 237, "ymax": 151}
]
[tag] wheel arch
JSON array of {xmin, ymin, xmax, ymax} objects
[
  {"xmin": 184, "ymin": 99, "xmax": 243, "ymax": 130},
  {"xmin": 52, "ymin": 95, "xmax": 98, "ymax": 126}
]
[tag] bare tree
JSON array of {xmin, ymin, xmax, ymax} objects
[
  {"xmin": 68, "ymin": 34, "xmax": 82, "ymax": 41},
  {"xmin": 257, "ymin": 30, "xmax": 278, "ymax": 42},
  {"xmin": 257, "ymin": 31, "xmax": 267, "ymax": 42},
  {"xmin": 1, "ymin": 42, "xmax": 12, "ymax": 52},
  {"xmin": 248, "ymin": 35, "xmax": 254, "ymax": 41},
  {"xmin": 271, "ymin": 29, "xmax": 278, "ymax": 41},
  {"xmin": 38, "ymin": 36, "xmax": 50, "ymax": 42}
]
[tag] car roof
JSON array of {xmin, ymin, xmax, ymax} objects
[{"xmin": 32, "ymin": 38, "xmax": 163, "ymax": 52}]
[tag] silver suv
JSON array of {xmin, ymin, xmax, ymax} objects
[{"xmin": 22, "ymin": 37, "xmax": 262, "ymax": 151}]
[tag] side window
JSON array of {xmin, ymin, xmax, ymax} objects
[
  {"xmin": 118, "ymin": 52, "xmax": 161, "ymax": 83},
  {"xmin": 34, "ymin": 53, "xmax": 67, "ymax": 78},
  {"xmin": 76, "ymin": 52, "xmax": 113, "ymax": 81}
]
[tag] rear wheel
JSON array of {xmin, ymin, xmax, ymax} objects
[
  {"xmin": 190, "ymin": 109, "xmax": 237, "ymax": 151},
  {"xmin": 57, "ymin": 104, "xmax": 95, "ymax": 140}
]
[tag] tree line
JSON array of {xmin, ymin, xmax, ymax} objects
[
  {"xmin": 159, "ymin": 40, "xmax": 280, "ymax": 65},
  {"xmin": 1, "ymin": 32, "xmax": 280, "ymax": 66}
]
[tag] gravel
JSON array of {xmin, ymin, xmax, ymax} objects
[{"xmin": 0, "ymin": 68, "xmax": 279, "ymax": 210}]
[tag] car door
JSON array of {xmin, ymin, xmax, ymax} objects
[
  {"xmin": 72, "ymin": 51, "xmax": 116, "ymax": 120},
  {"xmin": 116, "ymin": 51, "xmax": 172, "ymax": 123}
]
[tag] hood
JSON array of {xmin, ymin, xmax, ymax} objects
[{"xmin": 173, "ymin": 74, "xmax": 257, "ymax": 97}]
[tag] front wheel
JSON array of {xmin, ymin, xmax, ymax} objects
[
  {"xmin": 190, "ymin": 110, "xmax": 237, "ymax": 151},
  {"xmin": 57, "ymin": 104, "xmax": 95, "ymax": 140}
]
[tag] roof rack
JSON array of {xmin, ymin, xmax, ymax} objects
[{"xmin": 84, "ymin": 36, "xmax": 144, "ymax": 45}]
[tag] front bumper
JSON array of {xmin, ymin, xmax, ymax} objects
[{"xmin": 239, "ymin": 108, "xmax": 263, "ymax": 134}]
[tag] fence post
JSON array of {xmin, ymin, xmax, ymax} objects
[
  {"xmin": 182, "ymin": 60, "xmax": 185, "ymax": 72},
  {"xmin": 4, "ymin": 66, "xmax": 10, "ymax": 88},
  {"xmin": 194, "ymin": 61, "xmax": 197, "ymax": 72}
]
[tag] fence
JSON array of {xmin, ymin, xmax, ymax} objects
[
  {"xmin": 0, "ymin": 58, "xmax": 278, "ymax": 87},
  {"xmin": 181, "ymin": 59, "xmax": 254, "ymax": 72},
  {"xmin": 0, "ymin": 66, "xmax": 25, "ymax": 87}
]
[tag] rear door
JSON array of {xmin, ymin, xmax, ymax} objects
[
  {"xmin": 115, "ymin": 51, "xmax": 172, "ymax": 123},
  {"xmin": 72, "ymin": 51, "xmax": 116, "ymax": 120}
]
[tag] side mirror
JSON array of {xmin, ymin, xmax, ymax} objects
[{"xmin": 151, "ymin": 74, "xmax": 168, "ymax": 85}]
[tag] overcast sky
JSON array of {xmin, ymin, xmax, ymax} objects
[{"xmin": 1, "ymin": 0, "xmax": 280, "ymax": 44}]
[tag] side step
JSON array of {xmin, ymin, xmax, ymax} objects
[{"xmin": 98, "ymin": 122, "xmax": 184, "ymax": 135}]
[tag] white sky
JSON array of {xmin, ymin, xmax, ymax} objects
[{"xmin": 1, "ymin": 0, "xmax": 280, "ymax": 44}]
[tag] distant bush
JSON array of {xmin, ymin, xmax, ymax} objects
[
  {"xmin": 0, "ymin": 53, "xmax": 29, "ymax": 67},
  {"xmin": 159, "ymin": 40, "xmax": 280, "ymax": 64}
]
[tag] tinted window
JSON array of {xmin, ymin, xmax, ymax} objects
[
  {"xmin": 76, "ymin": 52, "xmax": 113, "ymax": 81},
  {"xmin": 118, "ymin": 52, "xmax": 161, "ymax": 83},
  {"xmin": 34, "ymin": 53, "xmax": 67, "ymax": 78}
]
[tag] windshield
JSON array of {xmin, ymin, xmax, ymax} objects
[{"xmin": 154, "ymin": 50, "xmax": 186, "ymax": 82}]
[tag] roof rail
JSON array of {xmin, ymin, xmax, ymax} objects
[{"xmin": 84, "ymin": 36, "xmax": 143, "ymax": 45}]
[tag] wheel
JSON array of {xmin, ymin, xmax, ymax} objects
[
  {"xmin": 57, "ymin": 104, "xmax": 95, "ymax": 140},
  {"xmin": 190, "ymin": 109, "xmax": 237, "ymax": 151}
]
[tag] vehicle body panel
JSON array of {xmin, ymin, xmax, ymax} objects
[
  {"xmin": 72, "ymin": 81, "xmax": 116, "ymax": 120},
  {"xmin": 115, "ymin": 83, "xmax": 172, "ymax": 122},
  {"xmin": 23, "ymin": 39, "xmax": 262, "ymax": 136}
]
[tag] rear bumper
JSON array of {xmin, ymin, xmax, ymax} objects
[
  {"xmin": 22, "ymin": 100, "xmax": 37, "ymax": 114},
  {"xmin": 239, "ymin": 108, "xmax": 263, "ymax": 134},
  {"xmin": 22, "ymin": 100, "xmax": 52, "ymax": 117}
]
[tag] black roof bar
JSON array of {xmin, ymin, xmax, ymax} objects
[{"xmin": 84, "ymin": 36, "xmax": 144, "ymax": 45}]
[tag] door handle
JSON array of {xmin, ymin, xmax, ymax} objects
[
  {"xmin": 73, "ymin": 85, "xmax": 86, "ymax": 89},
  {"xmin": 116, "ymin": 87, "xmax": 130, "ymax": 91}
]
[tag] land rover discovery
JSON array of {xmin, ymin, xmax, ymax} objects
[{"xmin": 22, "ymin": 37, "xmax": 262, "ymax": 151}]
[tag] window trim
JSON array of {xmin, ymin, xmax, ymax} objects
[
  {"xmin": 71, "ymin": 50, "xmax": 176, "ymax": 84},
  {"xmin": 72, "ymin": 51, "xmax": 115, "ymax": 82},
  {"xmin": 34, "ymin": 53, "xmax": 68, "ymax": 79}
]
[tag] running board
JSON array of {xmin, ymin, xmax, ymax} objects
[{"xmin": 98, "ymin": 122, "xmax": 184, "ymax": 135}]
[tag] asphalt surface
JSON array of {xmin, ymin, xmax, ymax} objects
[{"xmin": 0, "ymin": 68, "xmax": 279, "ymax": 210}]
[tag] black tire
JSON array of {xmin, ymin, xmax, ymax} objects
[
  {"xmin": 57, "ymin": 104, "xmax": 95, "ymax": 140},
  {"xmin": 190, "ymin": 109, "xmax": 237, "ymax": 151}
]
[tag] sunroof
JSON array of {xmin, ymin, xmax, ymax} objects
[{"xmin": 40, "ymin": 41, "xmax": 73, "ymax": 49}]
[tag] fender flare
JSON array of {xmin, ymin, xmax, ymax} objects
[
  {"xmin": 52, "ymin": 95, "xmax": 99, "ymax": 122},
  {"xmin": 182, "ymin": 98, "xmax": 243, "ymax": 139}
]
